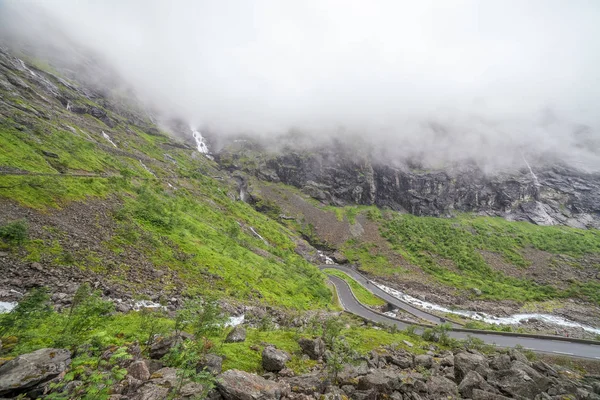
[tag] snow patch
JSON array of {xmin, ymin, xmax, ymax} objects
[
  {"xmin": 375, "ymin": 282, "xmax": 600, "ymax": 335},
  {"xmin": 103, "ymin": 131, "xmax": 117, "ymax": 148}
]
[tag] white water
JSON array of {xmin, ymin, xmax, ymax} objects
[
  {"xmin": 249, "ymin": 227, "xmax": 268, "ymax": 246},
  {"xmin": 102, "ymin": 131, "xmax": 118, "ymax": 148},
  {"xmin": 133, "ymin": 300, "xmax": 166, "ymax": 311},
  {"xmin": 191, "ymin": 127, "xmax": 210, "ymax": 154},
  {"xmin": 0, "ymin": 301, "xmax": 17, "ymax": 313},
  {"xmin": 19, "ymin": 59, "xmax": 37, "ymax": 77},
  {"xmin": 521, "ymin": 154, "xmax": 540, "ymax": 187},
  {"xmin": 225, "ymin": 314, "xmax": 245, "ymax": 327},
  {"xmin": 139, "ymin": 160, "xmax": 156, "ymax": 177},
  {"xmin": 318, "ymin": 251, "xmax": 335, "ymax": 265},
  {"xmin": 376, "ymin": 282, "xmax": 600, "ymax": 335}
]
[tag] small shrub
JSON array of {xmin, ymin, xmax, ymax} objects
[
  {"xmin": 0, "ymin": 219, "xmax": 28, "ymax": 244},
  {"xmin": 0, "ymin": 287, "xmax": 51, "ymax": 336}
]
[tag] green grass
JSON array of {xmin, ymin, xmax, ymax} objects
[
  {"xmin": 382, "ymin": 214, "xmax": 600, "ymax": 304},
  {"xmin": 341, "ymin": 239, "xmax": 404, "ymax": 276},
  {"xmin": 323, "ymin": 269, "xmax": 385, "ymax": 307}
]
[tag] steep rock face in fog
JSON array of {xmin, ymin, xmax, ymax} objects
[{"xmin": 218, "ymin": 143, "xmax": 600, "ymax": 228}]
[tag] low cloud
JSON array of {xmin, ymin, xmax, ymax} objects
[{"xmin": 2, "ymin": 0, "xmax": 600, "ymax": 170}]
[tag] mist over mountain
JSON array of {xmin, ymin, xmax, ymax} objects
[{"xmin": 2, "ymin": 0, "xmax": 600, "ymax": 170}]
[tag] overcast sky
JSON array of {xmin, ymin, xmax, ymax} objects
[{"xmin": 4, "ymin": 0, "xmax": 600, "ymax": 169}]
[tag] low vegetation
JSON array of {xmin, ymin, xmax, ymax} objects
[{"xmin": 382, "ymin": 214, "xmax": 600, "ymax": 304}]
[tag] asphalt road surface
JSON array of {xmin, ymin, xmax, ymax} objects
[
  {"xmin": 321, "ymin": 264, "xmax": 461, "ymax": 327},
  {"xmin": 327, "ymin": 274, "xmax": 600, "ymax": 360}
]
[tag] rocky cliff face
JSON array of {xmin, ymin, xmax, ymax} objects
[{"xmin": 218, "ymin": 140, "xmax": 600, "ymax": 229}]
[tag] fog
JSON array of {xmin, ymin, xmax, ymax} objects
[{"xmin": 3, "ymin": 1, "xmax": 600, "ymax": 170}]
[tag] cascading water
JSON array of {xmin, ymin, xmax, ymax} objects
[
  {"xmin": 191, "ymin": 126, "xmax": 212, "ymax": 156},
  {"xmin": 103, "ymin": 131, "xmax": 117, "ymax": 148},
  {"xmin": 376, "ymin": 282, "xmax": 600, "ymax": 335}
]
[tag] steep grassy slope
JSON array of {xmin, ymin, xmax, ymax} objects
[
  {"xmin": 382, "ymin": 214, "xmax": 600, "ymax": 304},
  {"xmin": 0, "ymin": 50, "xmax": 330, "ymax": 309},
  {"xmin": 247, "ymin": 180, "xmax": 600, "ymax": 310}
]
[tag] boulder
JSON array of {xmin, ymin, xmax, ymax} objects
[
  {"xmin": 262, "ymin": 346, "xmax": 289, "ymax": 372},
  {"xmin": 217, "ymin": 369, "xmax": 288, "ymax": 400},
  {"xmin": 0, "ymin": 348, "xmax": 71, "ymax": 396},
  {"xmin": 489, "ymin": 354, "xmax": 511, "ymax": 371},
  {"xmin": 458, "ymin": 371, "xmax": 496, "ymax": 398},
  {"xmin": 486, "ymin": 361, "xmax": 551, "ymax": 399},
  {"xmin": 199, "ymin": 354, "xmax": 223, "ymax": 375},
  {"xmin": 286, "ymin": 372, "xmax": 329, "ymax": 395},
  {"xmin": 426, "ymin": 376, "xmax": 458, "ymax": 397},
  {"xmin": 440, "ymin": 352, "xmax": 454, "ymax": 367},
  {"xmin": 386, "ymin": 352, "xmax": 413, "ymax": 369},
  {"xmin": 351, "ymin": 389, "xmax": 378, "ymax": 400},
  {"xmin": 149, "ymin": 334, "xmax": 185, "ymax": 359},
  {"xmin": 128, "ymin": 360, "xmax": 151, "ymax": 381},
  {"xmin": 454, "ymin": 351, "xmax": 489, "ymax": 382},
  {"xmin": 508, "ymin": 348, "xmax": 530, "ymax": 364},
  {"xmin": 225, "ymin": 326, "xmax": 247, "ymax": 343},
  {"xmin": 130, "ymin": 383, "xmax": 170, "ymax": 400},
  {"xmin": 298, "ymin": 337, "xmax": 325, "ymax": 360},
  {"xmin": 471, "ymin": 388, "xmax": 513, "ymax": 400},
  {"xmin": 148, "ymin": 367, "xmax": 179, "ymax": 388},
  {"xmin": 338, "ymin": 360, "xmax": 369, "ymax": 384},
  {"xmin": 358, "ymin": 369, "xmax": 397, "ymax": 394},
  {"xmin": 413, "ymin": 355, "xmax": 432, "ymax": 369}
]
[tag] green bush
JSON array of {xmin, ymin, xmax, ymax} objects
[{"xmin": 0, "ymin": 219, "xmax": 28, "ymax": 244}]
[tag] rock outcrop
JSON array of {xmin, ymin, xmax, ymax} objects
[
  {"xmin": 0, "ymin": 348, "xmax": 71, "ymax": 396},
  {"xmin": 219, "ymin": 140, "xmax": 600, "ymax": 228}
]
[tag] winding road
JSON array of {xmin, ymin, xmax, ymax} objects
[
  {"xmin": 324, "ymin": 268, "xmax": 600, "ymax": 360},
  {"xmin": 321, "ymin": 264, "xmax": 462, "ymax": 327}
]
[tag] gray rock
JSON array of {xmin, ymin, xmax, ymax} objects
[
  {"xmin": 489, "ymin": 354, "xmax": 511, "ymax": 371},
  {"xmin": 508, "ymin": 348, "xmax": 530, "ymax": 364},
  {"xmin": 472, "ymin": 288, "xmax": 482, "ymax": 296},
  {"xmin": 148, "ymin": 367, "xmax": 179, "ymax": 388},
  {"xmin": 128, "ymin": 360, "xmax": 150, "ymax": 381},
  {"xmin": 358, "ymin": 369, "xmax": 397, "ymax": 394},
  {"xmin": 426, "ymin": 376, "xmax": 458, "ymax": 397},
  {"xmin": 298, "ymin": 337, "xmax": 325, "ymax": 360},
  {"xmin": 262, "ymin": 346, "xmax": 290, "ymax": 372},
  {"xmin": 471, "ymin": 388, "xmax": 513, "ymax": 400},
  {"xmin": 487, "ymin": 361, "xmax": 550, "ymax": 399},
  {"xmin": 351, "ymin": 389, "xmax": 378, "ymax": 400},
  {"xmin": 386, "ymin": 352, "xmax": 413, "ymax": 369},
  {"xmin": 217, "ymin": 369, "xmax": 288, "ymax": 400},
  {"xmin": 200, "ymin": 354, "xmax": 223, "ymax": 375},
  {"xmin": 287, "ymin": 372, "xmax": 328, "ymax": 395},
  {"xmin": 413, "ymin": 355, "xmax": 432, "ymax": 369},
  {"xmin": 149, "ymin": 334, "xmax": 185, "ymax": 359},
  {"xmin": 454, "ymin": 351, "xmax": 489, "ymax": 382},
  {"xmin": 440, "ymin": 353, "xmax": 454, "ymax": 367},
  {"xmin": 458, "ymin": 371, "xmax": 496, "ymax": 398},
  {"xmin": 225, "ymin": 326, "xmax": 247, "ymax": 343},
  {"xmin": 129, "ymin": 383, "xmax": 170, "ymax": 400},
  {"xmin": 0, "ymin": 348, "xmax": 71, "ymax": 396}
]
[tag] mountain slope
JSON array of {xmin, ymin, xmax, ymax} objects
[{"xmin": 0, "ymin": 47, "xmax": 330, "ymax": 310}]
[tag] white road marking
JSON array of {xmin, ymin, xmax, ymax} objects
[{"xmin": 552, "ymin": 351, "xmax": 573, "ymax": 355}]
